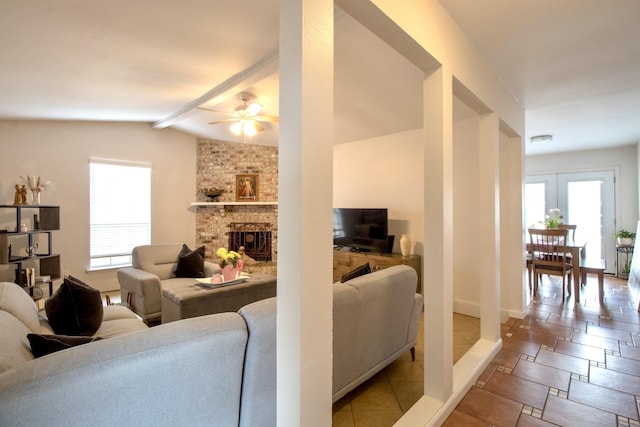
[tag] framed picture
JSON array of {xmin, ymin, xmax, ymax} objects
[{"xmin": 236, "ymin": 174, "xmax": 259, "ymax": 202}]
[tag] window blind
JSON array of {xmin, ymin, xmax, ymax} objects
[{"xmin": 89, "ymin": 159, "xmax": 151, "ymax": 269}]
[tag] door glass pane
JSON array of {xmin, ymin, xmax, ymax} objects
[
  {"xmin": 525, "ymin": 183, "xmax": 546, "ymax": 228},
  {"xmin": 567, "ymin": 180, "xmax": 603, "ymax": 258}
]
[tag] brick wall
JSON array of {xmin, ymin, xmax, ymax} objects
[{"xmin": 195, "ymin": 139, "xmax": 278, "ymax": 273}]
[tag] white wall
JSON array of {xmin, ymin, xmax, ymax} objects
[
  {"xmin": 333, "ymin": 129, "xmax": 424, "ymax": 256},
  {"xmin": 334, "ymin": 121, "xmax": 525, "ymax": 321},
  {"xmin": 0, "ymin": 120, "xmax": 197, "ymax": 292},
  {"xmin": 452, "ymin": 117, "xmax": 480, "ymax": 309},
  {"xmin": 526, "ymin": 145, "xmax": 639, "ymax": 232}
]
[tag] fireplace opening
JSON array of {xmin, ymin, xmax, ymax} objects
[{"xmin": 228, "ymin": 222, "xmax": 272, "ymax": 261}]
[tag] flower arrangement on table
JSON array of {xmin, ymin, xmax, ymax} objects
[
  {"xmin": 544, "ymin": 208, "xmax": 561, "ymax": 229},
  {"xmin": 216, "ymin": 247, "xmax": 244, "ymax": 281},
  {"xmin": 19, "ymin": 175, "xmax": 53, "ymax": 205}
]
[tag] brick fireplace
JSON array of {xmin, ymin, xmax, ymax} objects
[
  {"xmin": 228, "ymin": 222, "xmax": 272, "ymax": 261},
  {"xmin": 195, "ymin": 138, "xmax": 278, "ymax": 274}
]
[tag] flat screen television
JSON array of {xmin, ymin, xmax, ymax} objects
[{"xmin": 333, "ymin": 208, "xmax": 388, "ymax": 253}]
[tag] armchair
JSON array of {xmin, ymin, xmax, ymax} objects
[{"xmin": 117, "ymin": 243, "xmax": 220, "ymax": 324}]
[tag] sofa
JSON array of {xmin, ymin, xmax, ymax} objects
[
  {"xmin": 117, "ymin": 243, "xmax": 222, "ymax": 324},
  {"xmin": 332, "ymin": 264, "xmax": 423, "ymax": 401},
  {"xmin": 0, "ymin": 264, "xmax": 420, "ymax": 424},
  {"xmin": 0, "ymin": 281, "xmax": 277, "ymax": 427}
]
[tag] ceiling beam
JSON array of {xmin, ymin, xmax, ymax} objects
[{"xmin": 153, "ymin": 50, "xmax": 279, "ymax": 129}]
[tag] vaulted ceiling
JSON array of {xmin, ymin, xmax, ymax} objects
[{"xmin": 1, "ymin": 1, "xmax": 638, "ymax": 155}]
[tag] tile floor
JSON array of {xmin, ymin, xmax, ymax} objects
[
  {"xmin": 331, "ymin": 309, "xmax": 480, "ymax": 426},
  {"xmin": 333, "ymin": 274, "xmax": 640, "ymax": 427}
]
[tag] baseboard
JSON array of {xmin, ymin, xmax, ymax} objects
[
  {"xmin": 453, "ymin": 298, "xmax": 526, "ymax": 322},
  {"xmin": 452, "ymin": 298, "xmax": 480, "ymax": 318}
]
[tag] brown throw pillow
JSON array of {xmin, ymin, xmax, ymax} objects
[
  {"xmin": 45, "ymin": 276, "xmax": 104, "ymax": 336},
  {"xmin": 174, "ymin": 244, "xmax": 206, "ymax": 278},
  {"xmin": 27, "ymin": 333, "xmax": 102, "ymax": 358}
]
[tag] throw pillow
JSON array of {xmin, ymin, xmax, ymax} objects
[
  {"xmin": 174, "ymin": 244, "xmax": 206, "ymax": 278},
  {"xmin": 27, "ymin": 333, "xmax": 102, "ymax": 358},
  {"xmin": 45, "ymin": 276, "xmax": 104, "ymax": 336},
  {"xmin": 340, "ymin": 262, "xmax": 372, "ymax": 283}
]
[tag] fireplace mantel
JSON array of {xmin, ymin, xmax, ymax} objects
[{"xmin": 191, "ymin": 201, "xmax": 278, "ymax": 206}]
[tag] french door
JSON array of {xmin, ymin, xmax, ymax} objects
[{"xmin": 525, "ymin": 171, "xmax": 615, "ymax": 274}]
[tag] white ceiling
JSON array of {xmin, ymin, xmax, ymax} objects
[
  {"xmin": 1, "ymin": 1, "xmax": 638, "ymax": 155},
  {"xmin": 440, "ymin": 0, "xmax": 640, "ymax": 155}
]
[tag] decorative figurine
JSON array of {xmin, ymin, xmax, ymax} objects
[
  {"xmin": 13, "ymin": 185, "xmax": 21, "ymax": 205},
  {"xmin": 238, "ymin": 246, "xmax": 257, "ymax": 265},
  {"xmin": 20, "ymin": 185, "xmax": 27, "ymax": 205}
]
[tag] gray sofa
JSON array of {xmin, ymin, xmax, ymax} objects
[
  {"xmin": 0, "ymin": 264, "xmax": 420, "ymax": 425},
  {"xmin": 332, "ymin": 264, "xmax": 423, "ymax": 401},
  {"xmin": 117, "ymin": 243, "xmax": 222, "ymax": 324},
  {"xmin": 0, "ymin": 281, "xmax": 276, "ymax": 427}
]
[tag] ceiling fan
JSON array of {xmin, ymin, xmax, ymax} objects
[{"xmin": 199, "ymin": 92, "xmax": 279, "ymax": 137}]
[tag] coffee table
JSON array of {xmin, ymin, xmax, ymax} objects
[{"xmin": 160, "ymin": 272, "xmax": 276, "ymax": 323}]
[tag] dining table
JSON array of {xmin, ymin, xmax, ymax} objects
[{"xmin": 526, "ymin": 238, "xmax": 588, "ymax": 302}]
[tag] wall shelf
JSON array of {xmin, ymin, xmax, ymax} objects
[{"xmin": 191, "ymin": 201, "xmax": 278, "ymax": 206}]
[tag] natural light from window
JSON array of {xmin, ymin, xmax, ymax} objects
[{"xmin": 89, "ymin": 159, "xmax": 151, "ymax": 269}]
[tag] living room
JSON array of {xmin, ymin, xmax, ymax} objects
[
  {"xmin": 0, "ymin": 0, "xmax": 532, "ymax": 423},
  {"xmin": 2, "ymin": 1, "xmax": 639, "ymax": 426}
]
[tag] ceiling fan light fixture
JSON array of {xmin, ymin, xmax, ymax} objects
[
  {"xmin": 246, "ymin": 102, "xmax": 262, "ymax": 116},
  {"xmin": 530, "ymin": 134, "xmax": 553, "ymax": 144},
  {"xmin": 230, "ymin": 121, "xmax": 243, "ymax": 135},
  {"xmin": 243, "ymin": 120, "xmax": 258, "ymax": 137}
]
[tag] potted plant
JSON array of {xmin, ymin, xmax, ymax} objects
[
  {"xmin": 614, "ymin": 229, "xmax": 636, "ymax": 246},
  {"xmin": 622, "ymin": 260, "xmax": 633, "ymax": 278}
]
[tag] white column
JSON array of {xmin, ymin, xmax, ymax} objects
[
  {"xmin": 278, "ymin": 0, "xmax": 334, "ymax": 426},
  {"xmin": 501, "ymin": 131, "xmax": 527, "ymax": 316},
  {"xmin": 423, "ymin": 66, "xmax": 454, "ymax": 400},
  {"xmin": 478, "ymin": 113, "xmax": 501, "ymax": 340}
]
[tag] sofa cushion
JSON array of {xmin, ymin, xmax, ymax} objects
[
  {"xmin": 95, "ymin": 318, "xmax": 149, "ymax": 338},
  {"xmin": 340, "ymin": 262, "xmax": 371, "ymax": 283},
  {"xmin": 45, "ymin": 276, "xmax": 104, "ymax": 336},
  {"xmin": 0, "ymin": 282, "xmax": 42, "ymax": 333},
  {"xmin": 27, "ymin": 333, "xmax": 102, "ymax": 358},
  {"xmin": 0, "ymin": 311, "xmax": 34, "ymax": 374},
  {"xmin": 174, "ymin": 244, "xmax": 206, "ymax": 278}
]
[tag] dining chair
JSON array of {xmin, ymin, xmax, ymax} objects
[
  {"xmin": 528, "ymin": 228, "xmax": 573, "ymax": 301},
  {"xmin": 558, "ymin": 223, "xmax": 577, "ymax": 241},
  {"xmin": 557, "ymin": 224, "xmax": 577, "ymax": 264}
]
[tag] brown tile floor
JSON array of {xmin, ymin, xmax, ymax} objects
[
  {"xmin": 333, "ymin": 274, "xmax": 640, "ymax": 427},
  {"xmin": 446, "ymin": 274, "xmax": 640, "ymax": 427}
]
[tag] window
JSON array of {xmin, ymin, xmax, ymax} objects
[{"xmin": 89, "ymin": 159, "xmax": 151, "ymax": 269}]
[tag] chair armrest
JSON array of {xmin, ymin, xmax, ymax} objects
[
  {"xmin": 116, "ymin": 268, "xmax": 163, "ymax": 321},
  {"xmin": 117, "ymin": 267, "xmax": 161, "ymax": 297}
]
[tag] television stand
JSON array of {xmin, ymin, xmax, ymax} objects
[{"xmin": 333, "ymin": 248, "xmax": 422, "ymax": 293}]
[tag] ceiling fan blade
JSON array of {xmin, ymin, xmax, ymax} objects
[
  {"xmin": 253, "ymin": 121, "xmax": 264, "ymax": 132},
  {"xmin": 208, "ymin": 118, "xmax": 240, "ymax": 125},
  {"xmin": 245, "ymin": 102, "xmax": 262, "ymax": 116},
  {"xmin": 197, "ymin": 106, "xmax": 237, "ymax": 116},
  {"xmin": 254, "ymin": 115, "xmax": 279, "ymax": 123}
]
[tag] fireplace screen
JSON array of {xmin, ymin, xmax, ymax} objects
[{"xmin": 228, "ymin": 222, "xmax": 272, "ymax": 261}]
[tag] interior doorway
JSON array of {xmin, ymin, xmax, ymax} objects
[{"xmin": 525, "ymin": 171, "xmax": 615, "ymax": 274}]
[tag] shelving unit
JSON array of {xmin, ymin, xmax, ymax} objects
[{"xmin": 0, "ymin": 205, "xmax": 61, "ymax": 299}]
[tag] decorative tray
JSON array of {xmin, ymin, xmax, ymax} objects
[{"xmin": 196, "ymin": 274, "xmax": 250, "ymax": 288}]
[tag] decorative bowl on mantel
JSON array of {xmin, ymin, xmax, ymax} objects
[{"xmin": 201, "ymin": 188, "xmax": 225, "ymax": 201}]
